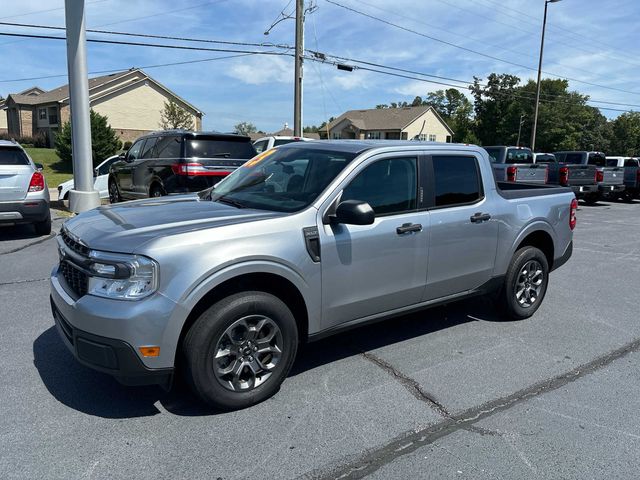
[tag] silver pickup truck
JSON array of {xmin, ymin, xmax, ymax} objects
[
  {"xmin": 484, "ymin": 146, "xmax": 548, "ymax": 184},
  {"xmin": 50, "ymin": 141, "xmax": 576, "ymax": 410},
  {"xmin": 555, "ymin": 151, "xmax": 625, "ymax": 202}
]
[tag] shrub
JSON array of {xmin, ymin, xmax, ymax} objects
[
  {"xmin": 55, "ymin": 110, "xmax": 121, "ymax": 167},
  {"xmin": 123, "ymin": 141, "xmax": 132, "ymax": 151}
]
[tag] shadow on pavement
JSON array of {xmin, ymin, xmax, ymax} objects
[
  {"xmin": 0, "ymin": 223, "xmax": 40, "ymax": 241},
  {"xmin": 33, "ymin": 296, "xmax": 504, "ymax": 419}
]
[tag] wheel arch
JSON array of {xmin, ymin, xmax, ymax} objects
[
  {"xmin": 514, "ymin": 228, "xmax": 555, "ymax": 270},
  {"xmin": 177, "ymin": 272, "xmax": 310, "ymax": 358}
]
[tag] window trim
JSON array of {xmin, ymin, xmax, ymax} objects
[
  {"xmin": 424, "ymin": 154, "xmax": 485, "ymax": 211},
  {"xmin": 126, "ymin": 139, "xmax": 146, "ymax": 162}
]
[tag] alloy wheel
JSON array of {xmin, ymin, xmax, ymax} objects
[
  {"xmin": 515, "ymin": 260, "xmax": 544, "ymax": 308},
  {"xmin": 213, "ymin": 315, "xmax": 283, "ymax": 392}
]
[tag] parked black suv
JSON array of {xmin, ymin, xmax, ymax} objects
[{"xmin": 108, "ymin": 130, "xmax": 257, "ymax": 202}]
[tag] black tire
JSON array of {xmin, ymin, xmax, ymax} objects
[
  {"xmin": 149, "ymin": 184, "xmax": 164, "ymax": 198},
  {"xmin": 622, "ymin": 191, "xmax": 634, "ymax": 203},
  {"xmin": 182, "ymin": 291, "xmax": 299, "ymax": 411},
  {"xmin": 583, "ymin": 193, "xmax": 598, "ymax": 205},
  {"xmin": 495, "ymin": 246, "xmax": 549, "ymax": 321},
  {"xmin": 108, "ymin": 179, "xmax": 121, "ymax": 204},
  {"xmin": 34, "ymin": 213, "xmax": 51, "ymax": 236}
]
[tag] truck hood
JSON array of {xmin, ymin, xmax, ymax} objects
[{"xmin": 63, "ymin": 195, "xmax": 286, "ymax": 253}]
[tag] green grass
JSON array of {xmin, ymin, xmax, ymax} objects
[{"xmin": 24, "ymin": 148, "xmax": 72, "ymax": 187}]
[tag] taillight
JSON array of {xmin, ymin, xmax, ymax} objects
[
  {"xmin": 506, "ymin": 166, "xmax": 517, "ymax": 182},
  {"xmin": 544, "ymin": 165, "xmax": 549, "ymax": 184},
  {"xmin": 28, "ymin": 171, "xmax": 45, "ymax": 192},
  {"xmin": 569, "ymin": 198, "xmax": 578, "ymax": 231},
  {"xmin": 171, "ymin": 163, "xmax": 230, "ymax": 177},
  {"xmin": 596, "ymin": 169, "xmax": 604, "ymax": 183},
  {"xmin": 559, "ymin": 166, "xmax": 569, "ymax": 186}
]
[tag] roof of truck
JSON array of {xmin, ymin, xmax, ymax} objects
[{"xmin": 276, "ymin": 139, "xmax": 476, "ymax": 155}]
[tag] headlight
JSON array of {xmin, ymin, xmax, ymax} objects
[{"xmin": 86, "ymin": 250, "xmax": 159, "ymax": 300}]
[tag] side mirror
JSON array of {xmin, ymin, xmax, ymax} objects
[
  {"xmin": 93, "ymin": 168, "xmax": 99, "ymax": 177},
  {"xmin": 333, "ymin": 200, "xmax": 375, "ymax": 225},
  {"xmin": 34, "ymin": 163, "xmax": 44, "ymax": 171}
]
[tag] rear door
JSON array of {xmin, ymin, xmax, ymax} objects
[
  {"xmin": 424, "ymin": 154, "xmax": 499, "ymax": 300},
  {"xmin": 0, "ymin": 146, "xmax": 33, "ymax": 202},
  {"xmin": 133, "ymin": 136, "xmax": 158, "ymax": 196}
]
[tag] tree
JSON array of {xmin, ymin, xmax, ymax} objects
[
  {"xmin": 159, "ymin": 99, "xmax": 194, "ymax": 130},
  {"xmin": 234, "ymin": 121, "xmax": 257, "ymax": 136},
  {"xmin": 610, "ymin": 112, "xmax": 640, "ymax": 156},
  {"xmin": 54, "ymin": 110, "xmax": 121, "ymax": 167}
]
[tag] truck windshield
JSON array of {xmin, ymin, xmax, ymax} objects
[
  {"xmin": 506, "ymin": 148, "xmax": 533, "ymax": 164},
  {"xmin": 0, "ymin": 147, "xmax": 30, "ymax": 165},
  {"xmin": 186, "ymin": 139, "xmax": 256, "ymax": 159},
  {"xmin": 208, "ymin": 147, "xmax": 357, "ymax": 212}
]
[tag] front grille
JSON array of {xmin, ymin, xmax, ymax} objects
[
  {"xmin": 60, "ymin": 229, "xmax": 90, "ymax": 256},
  {"xmin": 60, "ymin": 261, "xmax": 88, "ymax": 297}
]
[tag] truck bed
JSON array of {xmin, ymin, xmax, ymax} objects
[{"xmin": 496, "ymin": 181, "xmax": 574, "ymax": 200}]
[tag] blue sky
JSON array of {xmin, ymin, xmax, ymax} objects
[{"xmin": 1, "ymin": 0, "xmax": 639, "ymax": 132}]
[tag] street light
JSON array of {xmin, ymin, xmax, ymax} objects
[{"xmin": 530, "ymin": 0, "xmax": 562, "ymax": 152}]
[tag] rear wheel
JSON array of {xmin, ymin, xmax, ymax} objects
[
  {"xmin": 149, "ymin": 184, "xmax": 164, "ymax": 198},
  {"xmin": 108, "ymin": 179, "xmax": 121, "ymax": 204},
  {"xmin": 583, "ymin": 193, "xmax": 599, "ymax": 205},
  {"xmin": 182, "ymin": 291, "xmax": 298, "ymax": 411},
  {"xmin": 495, "ymin": 246, "xmax": 549, "ymax": 320},
  {"xmin": 34, "ymin": 213, "xmax": 51, "ymax": 236}
]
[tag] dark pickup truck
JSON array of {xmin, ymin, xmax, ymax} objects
[
  {"xmin": 533, "ymin": 152, "xmax": 598, "ymax": 203},
  {"xmin": 108, "ymin": 130, "xmax": 257, "ymax": 202},
  {"xmin": 554, "ymin": 151, "xmax": 624, "ymax": 204}
]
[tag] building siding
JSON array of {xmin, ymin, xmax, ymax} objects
[
  {"xmin": 403, "ymin": 109, "xmax": 452, "ymax": 142},
  {"xmin": 91, "ymin": 81, "xmax": 200, "ymax": 132}
]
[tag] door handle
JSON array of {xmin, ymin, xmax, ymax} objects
[
  {"xmin": 396, "ymin": 223, "xmax": 422, "ymax": 234},
  {"xmin": 470, "ymin": 212, "xmax": 491, "ymax": 223}
]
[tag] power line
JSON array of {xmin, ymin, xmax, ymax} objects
[
  {"xmin": 0, "ymin": 31, "xmax": 294, "ymax": 57},
  {"xmin": 0, "ymin": 21, "xmax": 293, "ymax": 50},
  {"xmin": 0, "ymin": 0, "xmax": 109, "ymax": 21},
  {"xmin": 324, "ymin": 0, "xmax": 640, "ymax": 98}
]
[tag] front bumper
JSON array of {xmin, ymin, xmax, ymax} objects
[
  {"xmin": 49, "ymin": 265, "xmax": 188, "ymax": 388},
  {"xmin": 51, "ymin": 297, "xmax": 173, "ymax": 388},
  {"xmin": 0, "ymin": 198, "xmax": 49, "ymax": 224}
]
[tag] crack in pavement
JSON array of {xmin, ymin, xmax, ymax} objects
[
  {"xmin": 0, "ymin": 233, "xmax": 55, "ymax": 256},
  {"xmin": 0, "ymin": 277, "xmax": 48, "ymax": 287},
  {"xmin": 310, "ymin": 337, "xmax": 640, "ymax": 480},
  {"xmin": 360, "ymin": 351, "xmax": 451, "ymax": 418}
]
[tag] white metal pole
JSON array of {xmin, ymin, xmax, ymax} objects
[{"xmin": 65, "ymin": 0, "xmax": 100, "ymax": 213}]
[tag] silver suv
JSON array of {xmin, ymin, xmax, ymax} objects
[{"xmin": 0, "ymin": 140, "xmax": 51, "ymax": 234}]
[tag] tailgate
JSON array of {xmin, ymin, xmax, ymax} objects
[
  {"xmin": 601, "ymin": 167, "xmax": 624, "ymax": 185},
  {"xmin": 515, "ymin": 164, "xmax": 547, "ymax": 184},
  {"xmin": 0, "ymin": 165, "xmax": 32, "ymax": 202},
  {"xmin": 567, "ymin": 165, "xmax": 596, "ymax": 186}
]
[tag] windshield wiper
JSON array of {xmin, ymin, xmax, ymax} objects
[
  {"xmin": 208, "ymin": 152, "xmax": 231, "ymax": 158},
  {"xmin": 215, "ymin": 196, "xmax": 247, "ymax": 209}
]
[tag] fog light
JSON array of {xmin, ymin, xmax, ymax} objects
[{"xmin": 138, "ymin": 346, "xmax": 160, "ymax": 357}]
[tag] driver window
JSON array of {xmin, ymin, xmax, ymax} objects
[
  {"xmin": 126, "ymin": 140, "xmax": 145, "ymax": 161},
  {"xmin": 341, "ymin": 157, "xmax": 417, "ymax": 215}
]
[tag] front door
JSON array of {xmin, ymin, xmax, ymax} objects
[
  {"xmin": 319, "ymin": 155, "xmax": 429, "ymax": 330},
  {"xmin": 424, "ymin": 154, "xmax": 499, "ymax": 300},
  {"xmin": 118, "ymin": 138, "xmax": 145, "ymax": 198}
]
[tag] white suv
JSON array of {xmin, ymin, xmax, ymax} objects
[{"xmin": 252, "ymin": 135, "xmax": 313, "ymax": 153}]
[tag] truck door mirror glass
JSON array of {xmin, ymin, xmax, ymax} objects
[{"xmin": 333, "ymin": 200, "xmax": 375, "ymax": 225}]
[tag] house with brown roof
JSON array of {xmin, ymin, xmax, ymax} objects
[
  {"xmin": 3, "ymin": 69, "xmax": 203, "ymax": 146},
  {"xmin": 327, "ymin": 105, "xmax": 453, "ymax": 142}
]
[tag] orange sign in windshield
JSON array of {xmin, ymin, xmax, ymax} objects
[{"xmin": 244, "ymin": 149, "xmax": 276, "ymax": 168}]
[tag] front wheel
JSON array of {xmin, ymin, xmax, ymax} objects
[
  {"xmin": 495, "ymin": 246, "xmax": 549, "ymax": 320},
  {"xmin": 108, "ymin": 179, "xmax": 121, "ymax": 204},
  {"xmin": 182, "ymin": 291, "xmax": 299, "ymax": 411}
]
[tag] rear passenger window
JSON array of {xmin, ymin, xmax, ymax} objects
[
  {"xmin": 588, "ymin": 154, "xmax": 605, "ymax": 167},
  {"xmin": 432, "ymin": 156, "xmax": 482, "ymax": 207},
  {"xmin": 341, "ymin": 157, "xmax": 417, "ymax": 216},
  {"xmin": 140, "ymin": 137, "xmax": 157, "ymax": 159},
  {"xmin": 506, "ymin": 149, "xmax": 533, "ymax": 164},
  {"xmin": 155, "ymin": 136, "xmax": 182, "ymax": 158}
]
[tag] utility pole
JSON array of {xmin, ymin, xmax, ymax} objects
[
  {"xmin": 516, "ymin": 114, "xmax": 525, "ymax": 147},
  {"xmin": 65, "ymin": 0, "xmax": 99, "ymax": 213},
  {"xmin": 531, "ymin": 0, "xmax": 562, "ymax": 152},
  {"xmin": 293, "ymin": 0, "xmax": 304, "ymax": 137}
]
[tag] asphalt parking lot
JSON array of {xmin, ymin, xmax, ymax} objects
[{"xmin": 1, "ymin": 199, "xmax": 640, "ymax": 479}]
